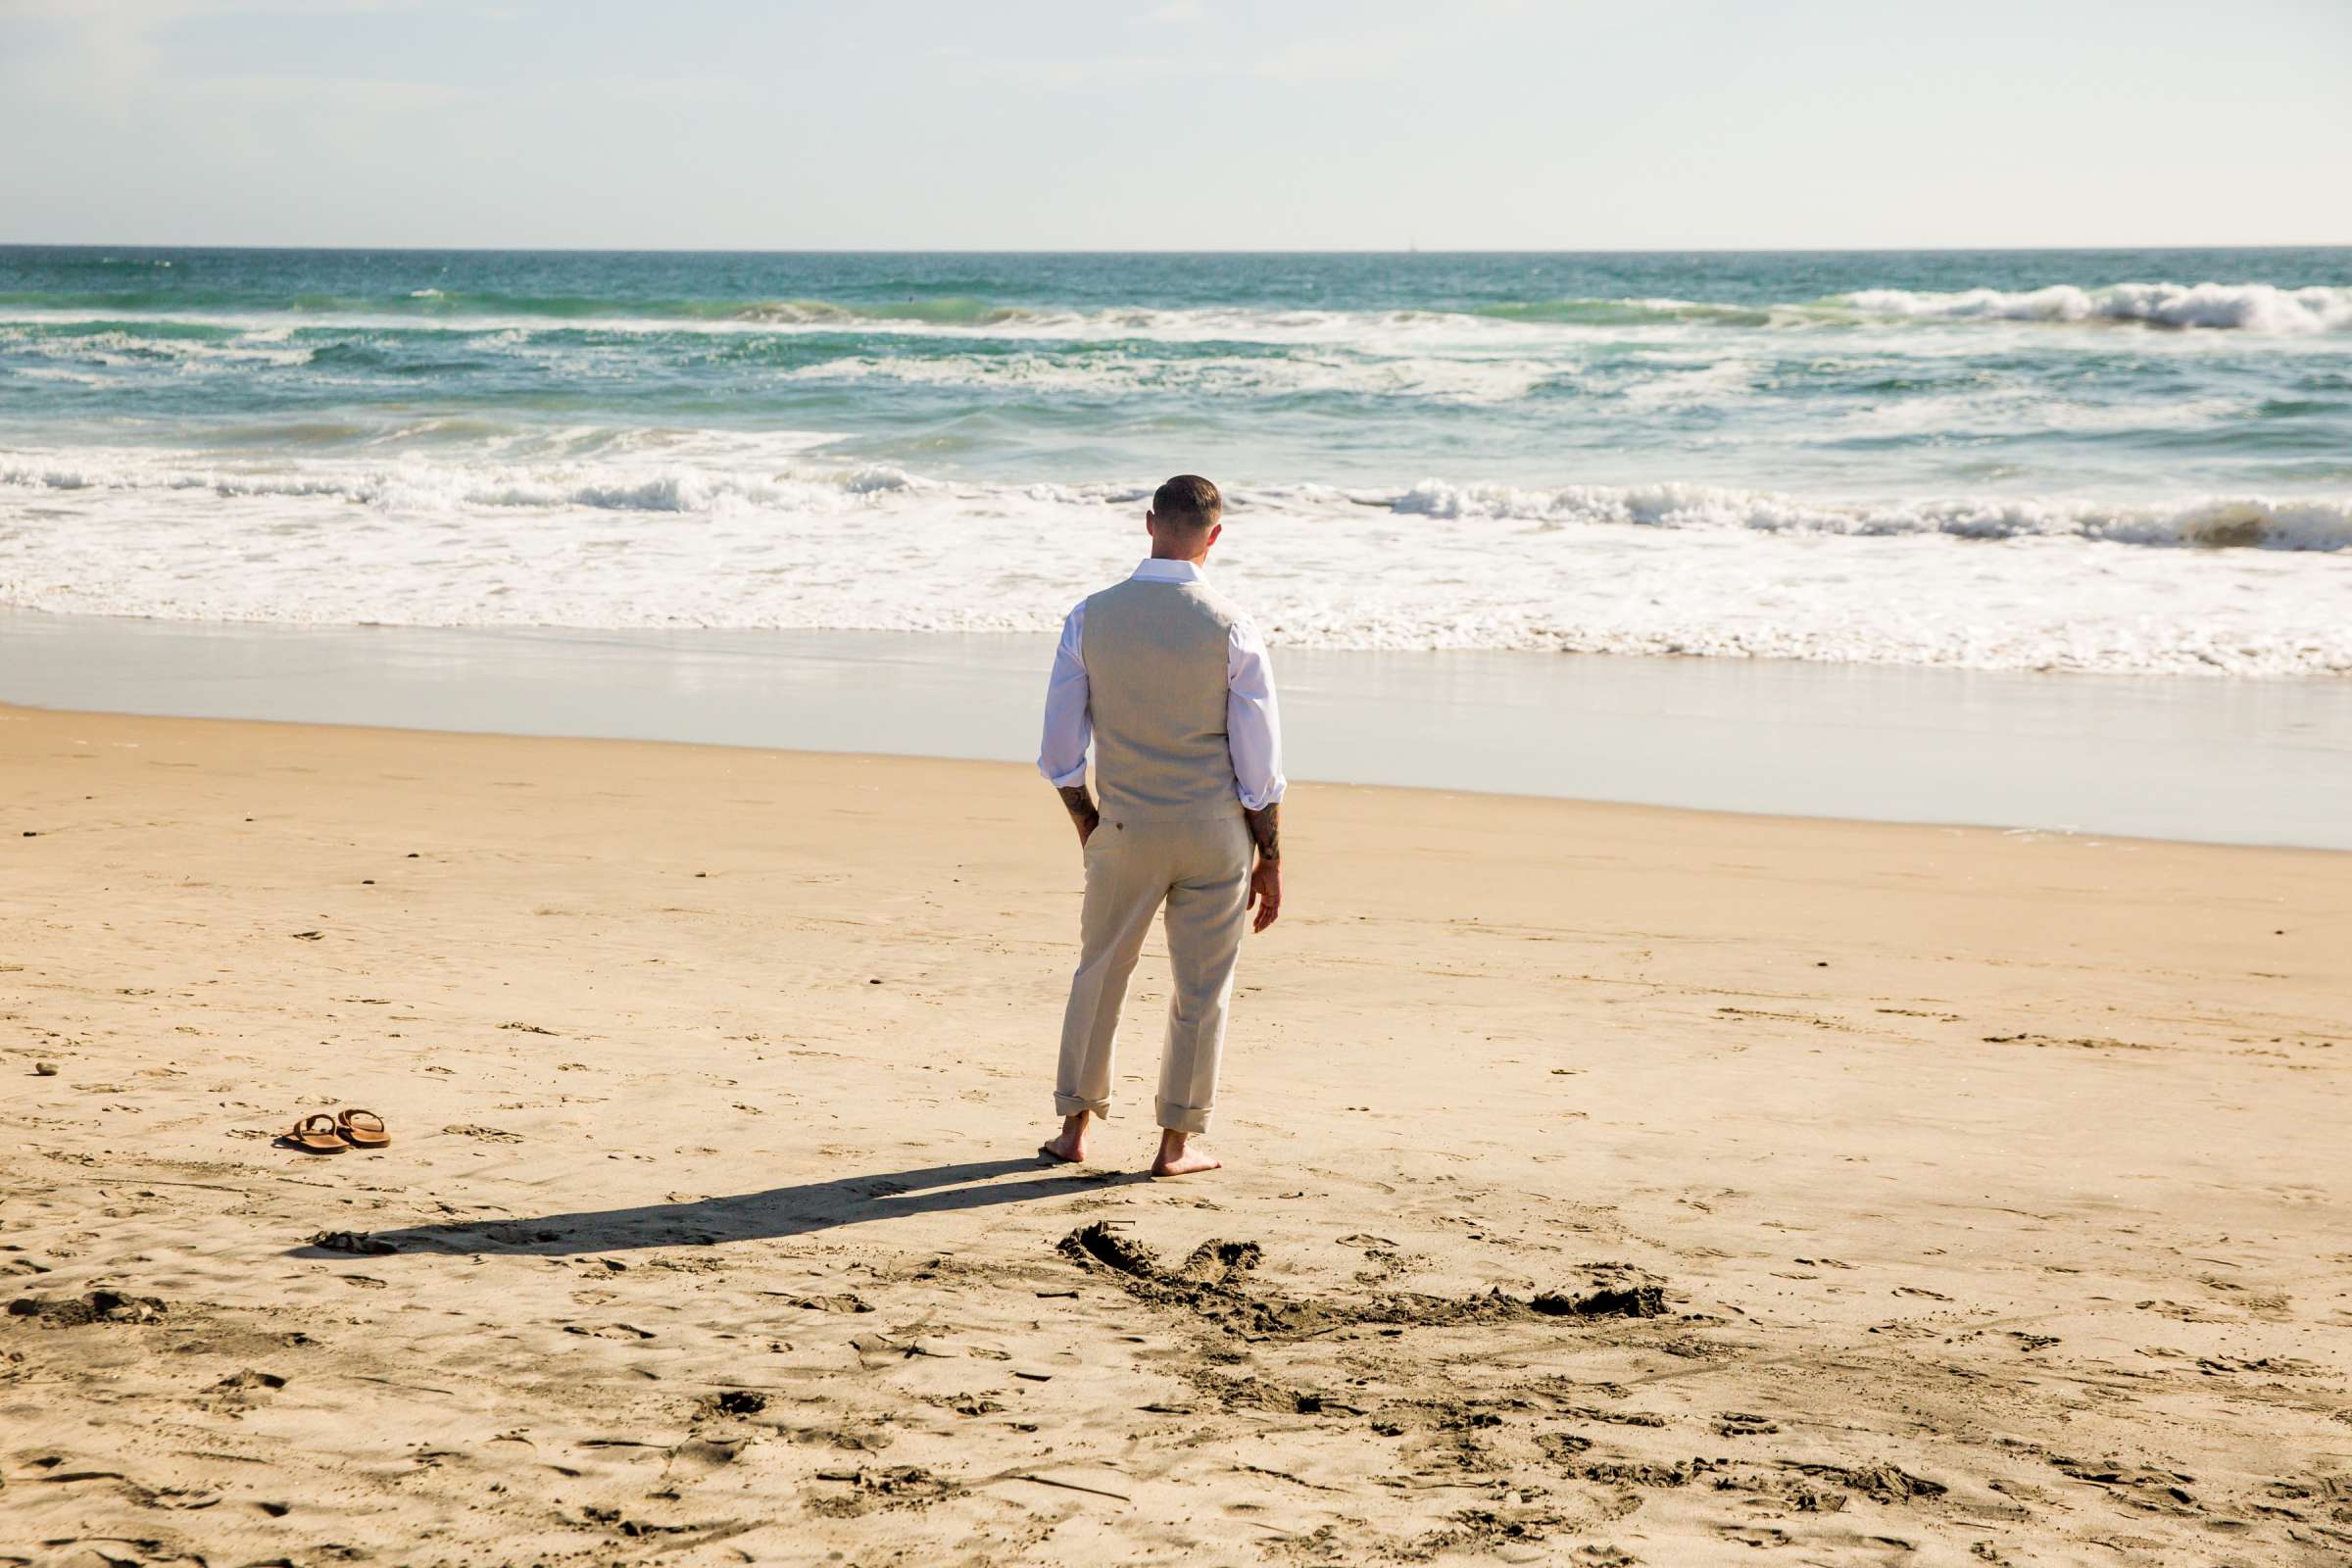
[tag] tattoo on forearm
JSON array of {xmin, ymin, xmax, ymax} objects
[
  {"xmin": 1245, "ymin": 802, "xmax": 1280, "ymax": 861},
  {"xmin": 1058, "ymin": 784, "xmax": 1100, "ymax": 831}
]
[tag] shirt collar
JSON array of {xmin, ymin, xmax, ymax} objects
[{"xmin": 1131, "ymin": 558, "xmax": 1204, "ymax": 584}]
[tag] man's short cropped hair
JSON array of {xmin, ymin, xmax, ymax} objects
[{"xmin": 1152, "ymin": 474, "xmax": 1223, "ymax": 529}]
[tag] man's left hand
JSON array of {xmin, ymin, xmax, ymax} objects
[{"xmin": 1058, "ymin": 785, "xmax": 1100, "ymax": 849}]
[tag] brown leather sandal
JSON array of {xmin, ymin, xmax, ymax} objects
[
  {"xmin": 336, "ymin": 1108, "xmax": 390, "ymax": 1150},
  {"xmin": 279, "ymin": 1113, "xmax": 346, "ymax": 1154}
]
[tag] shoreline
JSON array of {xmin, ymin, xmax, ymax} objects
[
  {"xmin": 7, "ymin": 608, "xmax": 2349, "ymax": 851},
  {"xmin": 3, "ymin": 702, "xmax": 2344, "ymax": 1564},
  {"xmin": 4, "ymin": 696, "xmax": 2342, "ymax": 864},
  {"xmin": 8, "ymin": 695, "xmax": 2340, "ymax": 868}
]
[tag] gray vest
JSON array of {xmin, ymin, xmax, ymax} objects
[{"xmin": 1083, "ymin": 575, "xmax": 1244, "ymax": 822}]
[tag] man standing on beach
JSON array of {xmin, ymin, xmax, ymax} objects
[{"xmin": 1036, "ymin": 475, "xmax": 1286, "ymax": 1178}]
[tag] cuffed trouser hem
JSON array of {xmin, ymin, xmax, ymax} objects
[
  {"xmin": 1054, "ymin": 1093, "xmax": 1109, "ymax": 1118},
  {"xmin": 1155, "ymin": 1098, "xmax": 1211, "ymax": 1135}
]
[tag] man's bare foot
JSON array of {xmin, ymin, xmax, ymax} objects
[
  {"xmin": 1039, "ymin": 1111, "xmax": 1091, "ymax": 1164},
  {"xmin": 1150, "ymin": 1130, "xmax": 1221, "ymax": 1178}
]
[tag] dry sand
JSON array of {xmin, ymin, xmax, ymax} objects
[{"xmin": 2, "ymin": 701, "xmax": 2347, "ymax": 1567}]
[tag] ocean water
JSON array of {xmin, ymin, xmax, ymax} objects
[{"xmin": 2, "ymin": 245, "xmax": 2348, "ymax": 675}]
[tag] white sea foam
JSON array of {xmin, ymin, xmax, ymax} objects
[
  {"xmin": 0, "ymin": 324, "xmax": 314, "ymax": 370},
  {"xmin": 1613, "ymin": 356, "xmax": 1755, "ymax": 410},
  {"xmin": 1381, "ymin": 479, "xmax": 2352, "ymax": 550},
  {"xmin": 786, "ymin": 350, "xmax": 1557, "ymax": 405},
  {"xmin": 3, "ymin": 448, "xmax": 2347, "ymax": 676},
  {"xmin": 1836, "ymin": 282, "xmax": 2352, "ymax": 334},
  {"xmin": 8, "ymin": 280, "xmax": 2347, "ymax": 350},
  {"xmin": 0, "ymin": 302, "xmax": 1555, "ymax": 349},
  {"xmin": 1824, "ymin": 391, "xmax": 2253, "ymax": 439}
]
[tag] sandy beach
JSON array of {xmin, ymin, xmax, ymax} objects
[{"xmin": 3, "ymin": 700, "xmax": 2347, "ymax": 1567}]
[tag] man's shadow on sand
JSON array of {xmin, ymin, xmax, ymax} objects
[{"xmin": 292, "ymin": 1156, "xmax": 1147, "ymax": 1260}]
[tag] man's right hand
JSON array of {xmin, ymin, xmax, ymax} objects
[
  {"xmin": 1242, "ymin": 801, "xmax": 1282, "ymax": 932},
  {"xmin": 1248, "ymin": 856, "xmax": 1281, "ymax": 933}
]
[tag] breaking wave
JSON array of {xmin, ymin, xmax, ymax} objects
[
  {"xmin": 7, "ymin": 453, "xmax": 2345, "ymax": 550},
  {"xmin": 1831, "ymin": 282, "xmax": 2352, "ymax": 334},
  {"xmin": 3, "ymin": 450, "xmax": 2349, "ymax": 677},
  {"xmin": 1481, "ymin": 283, "xmax": 2352, "ymax": 335},
  {"xmin": 0, "ymin": 454, "xmax": 924, "ymax": 513},
  {"xmin": 8, "ymin": 281, "xmax": 2348, "ymax": 339},
  {"xmin": 1383, "ymin": 480, "xmax": 2352, "ymax": 550}
]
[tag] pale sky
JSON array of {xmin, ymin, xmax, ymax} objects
[{"xmin": 4, "ymin": 0, "xmax": 2348, "ymax": 251}]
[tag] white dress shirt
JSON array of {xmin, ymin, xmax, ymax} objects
[{"xmin": 1037, "ymin": 559, "xmax": 1288, "ymax": 811}]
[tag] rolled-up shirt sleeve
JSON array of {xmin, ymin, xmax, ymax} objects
[
  {"xmin": 1226, "ymin": 617, "xmax": 1287, "ymax": 810},
  {"xmin": 1037, "ymin": 601, "xmax": 1092, "ymax": 789}
]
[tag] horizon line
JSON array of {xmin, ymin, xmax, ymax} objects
[{"xmin": 3, "ymin": 241, "xmax": 2349, "ymax": 258}]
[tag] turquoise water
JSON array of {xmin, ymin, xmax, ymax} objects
[
  {"xmin": 2, "ymin": 247, "xmax": 2348, "ymax": 673},
  {"xmin": 6, "ymin": 245, "xmax": 2350, "ymax": 492}
]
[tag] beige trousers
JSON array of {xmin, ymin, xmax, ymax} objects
[{"xmin": 1054, "ymin": 812, "xmax": 1252, "ymax": 1135}]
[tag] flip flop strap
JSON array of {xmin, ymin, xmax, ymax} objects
[
  {"xmin": 296, "ymin": 1113, "xmax": 338, "ymax": 1137},
  {"xmin": 340, "ymin": 1108, "xmax": 385, "ymax": 1131}
]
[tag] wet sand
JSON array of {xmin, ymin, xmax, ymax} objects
[
  {"xmin": 10, "ymin": 608, "xmax": 2352, "ymax": 849},
  {"xmin": 2, "ymin": 703, "xmax": 2347, "ymax": 1566}
]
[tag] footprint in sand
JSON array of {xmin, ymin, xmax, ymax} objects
[
  {"xmin": 1714, "ymin": 1411, "xmax": 1781, "ymax": 1437},
  {"xmin": 442, "ymin": 1123, "xmax": 523, "ymax": 1143},
  {"xmin": 6, "ymin": 1290, "xmax": 169, "ymax": 1326}
]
